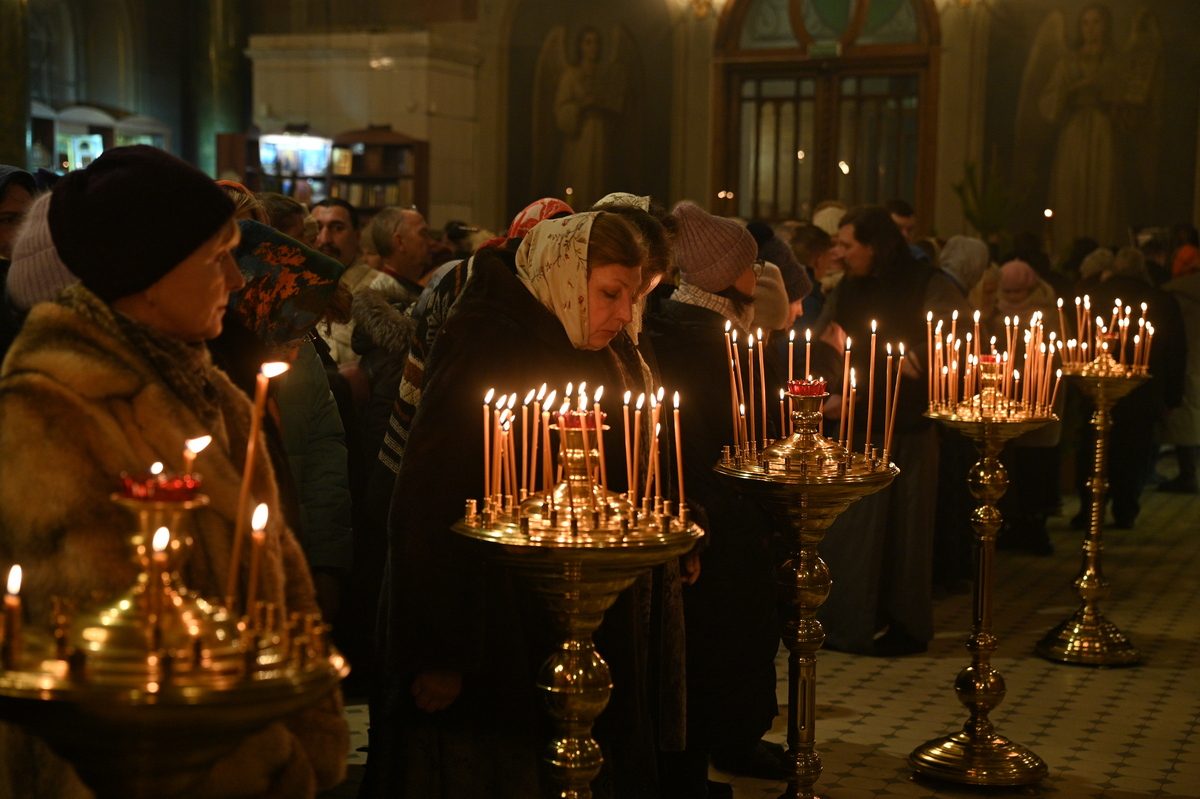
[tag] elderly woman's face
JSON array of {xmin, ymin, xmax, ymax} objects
[
  {"xmin": 142, "ymin": 220, "xmax": 244, "ymax": 342},
  {"xmin": 587, "ymin": 263, "xmax": 642, "ymax": 350},
  {"xmin": 1001, "ymin": 285, "xmax": 1032, "ymax": 306}
]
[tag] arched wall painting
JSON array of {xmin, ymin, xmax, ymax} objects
[
  {"xmin": 986, "ymin": 0, "xmax": 1200, "ymax": 245},
  {"xmin": 507, "ymin": 0, "xmax": 673, "ymax": 219}
]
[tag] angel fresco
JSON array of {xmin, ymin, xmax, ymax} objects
[
  {"xmin": 532, "ymin": 25, "xmax": 641, "ymax": 209},
  {"xmin": 1013, "ymin": 3, "xmax": 1163, "ymax": 248}
]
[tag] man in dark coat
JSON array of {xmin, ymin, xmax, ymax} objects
[{"xmin": 647, "ymin": 203, "xmax": 784, "ymax": 798}]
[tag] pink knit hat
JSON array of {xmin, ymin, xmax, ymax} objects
[
  {"xmin": 999, "ymin": 259, "xmax": 1037, "ymax": 292},
  {"xmin": 672, "ymin": 202, "xmax": 758, "ymax": 293}
]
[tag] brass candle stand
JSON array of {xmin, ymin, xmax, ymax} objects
[
  {"xmin": 1036, "ymin": 340, "xmax": 1148, "ymax": 666},
  {"xmin": 714, "ymin": 389, "xmax": 897, "ymax": 799},
  {"xmin": 0, "ymin": 493, "xmax": 348, "ymax": 799},
  {"xmin": 454, "ymin": 414, "xmax": 703, "ymax": 799},
  {"xmin": 908, "ymin": 365, "xmax": 1053, "ymax": 786}
]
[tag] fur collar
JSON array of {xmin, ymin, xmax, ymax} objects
[{"xmin": 351, "ymin": 283, "xmax": 419, "ymax": 356}]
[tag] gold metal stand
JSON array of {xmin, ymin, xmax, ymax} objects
[
  {"xmin": 715, "ymin": 391, "xmax": 897, "ymax": 799},
  {"xmin": 1036, "ymin": 371, "xmax": 1146, "ymax": 665},
  {"xmin": 908, "ymin": 413, "xmax": 1050, "ymax": 785},
  {"xmin": 455, "ymin": 421, "xmax": 702, "ymax": 799},
  {"xmin": 0, "ymin": 494, "xmax": 347, "ymax": 799}
]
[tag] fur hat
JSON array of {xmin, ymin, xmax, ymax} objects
[
  {"xmin": 6, "ymin": 192, "xmax": 78, "ymax": 311},
  {"xmin": 48, "ymin": 145, "xmax": 235, "ymax": 302},
  {"xmin": 672, "ymin": 202, "xmax": 757, "ymax": 293}
]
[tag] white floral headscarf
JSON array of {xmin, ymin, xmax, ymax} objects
[{"xmin": 515, "ymin": 212, "xmax": 598, "ymax": 349}]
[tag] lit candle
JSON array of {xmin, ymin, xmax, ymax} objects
[
  {"xmin": 674, "ymin": 392, "xmax": 686, "ymax": 512},
  {"xmin": 645, "ymin": 394, "xmax": 661, "ymax": 504},
  {"xmin": 757, "ymin": 328, "xmax": 767, "ymax": 444},
  {"xmin": 805, "ymin": 328, "xmax": 812, "ymax": 380},
  {"xmin": 973, "ymin": 310, "xmax": 982, "ymax": 369},
  {"xmin": 1083, "ymin": 296, "xmax": 1092, "ymax": 349},
  {"xmin": 865, "ymin": 320, "xmax": 877, "ymax": 455},
  {"xmin": 593, "ymin": 387, "xmax": 608, "ymax": 496},
  {"xmin": 1049, "ymin": 369, "xmax": 1063, "ymax": 413},
  {"xmin": 840, "ymin": 337, "xmax": 852, "ymax": 444},
  {"xmin": 724, "ymin": 322, "xmax": 740, "ymax": 445},
  {"xmin": 492, "ymin": 400, "xmax": 506, "ymax": 498},
  {"xmin": 779, "ymin": 388, "xmax": 786, "ymax": 441},
  {"xmin": 788, "ymin": 329, "xmax": 795, "ymax": 386},
  {"xmin": 732, "ymin": 330, "xmax": 746, "ymax": 444},
  {"xmin": 950, "ymin": 310, "xmax": 958, "ymax": 351},
  {"xmin": 885, "ymin": 343, "xmax": 904, "ymax": 456},
  {"xmin": 183, "ymin": 435, "xmax": 212, "ymax": 475},
  {"xmin": 1144, "ymin": 323, "xmax": 1155, "ymax": 369},
  {"xmin": 244, "ymin": 504, "xmax": 269, "ymax": 616},
  {"xmin": 522, "ymin": 390, "xmax": 535, "ymax": 495},
  {"xmin": 926, "ymin": 312, "xmax": 933, "ymax": 405},
  {"xmin": 483, "ymin": 389, "xmax": 494, "ymax": 497},
  {"xmin": 3, "ymin": 565, "xmax": 22, "ymax": 669},
  {"xmin": 747, "ymin": 334, "xmax": 757, "ymax": 448},
  {"xmin": 542, "ymin": 390, "xmax": 556, "ymax": 495},
  {"xmin": 227, "ymin": 361, "xmax": 290, "ymax": 610},
  {"xmin": 623, "ymin": 391, "xmax": 633, "ymax": 489},
  {"xmin": 739, "ymin": 403, "xmax": 748, "ymax": 452},
  {"xmin": 885, "ymin": 343, "xmax": 894, "ymax": 431},
  {"xmin": 530, "ymin": 384, "xmax": 546, "ymax": 492},
  {"xmin": 633, "ymin": 394, "xmax": 644, "ymax": 499}
]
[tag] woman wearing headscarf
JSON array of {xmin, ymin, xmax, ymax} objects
[
  {"xmin": 646, "ymin": 203, "xmax": 785, "ymax": 796},
  {"xmin": 368, "ymin": 209, "xmax": 682, "ymax": 798},
  {"xmin": 0, "ymin": 146, "xmax": 348, "ymax": 797},
  {"xmin": 991, "ymin": 260, "xmax": 1062, "ymax": 554},
  {"xmin": 925, "ymin": 236, "xmax": 990, "ymax": 590}
]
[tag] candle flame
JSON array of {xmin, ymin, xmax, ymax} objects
[
  {"xmin": 757, "ymin": 328, "xmax": 763, "ymax": 339},
  {"xmin": 649, "ymin": 393, "xmax": 658, "ymax": 408},
  {"xmin": 942, "ymin": 366, "xmax": 948, "ymax": 376},
  {"xmin": 150, "ymin": 462, "xmax": 164, "ymax": 475},
  {"xmin": 559, "ymin": 401, "xmax": 570, "ymax": 416},
  {"xmin": 806, "ymin": 328, "xmax": 811, "ymax": 342},
  {"xmin": 594, "ymin": 386, "xmax": 604, "ymax": 403},
  {"xmin": 779, "ymin": 388, "xmax": 784, "ymax": 399},
  {"xmin": 523, "ymin": 390, "xmax": 535, "ymax": 406},
  {"xmin": 790, "ymin": 329, "xmax": 795, "ymax": 341},
  {"xmin": 484, "ymin": 388, "xmax": 495, "ymax": 404},
  {"xmin": 537, "ymin": 383, "xmax": 547, "ymax": 401},
  {"xmin": 624, "ymin": 390, "xmax": 631, "ymax": 405},
  {"xmin": 657, "ymin": 386, "xmax": 665, "ymax": 402},
  {"xmin": 508, "ymin": 392, "xmax": 517, "ymax": 409},
  {"xmin": 1142, "ymin": 302, "xmax": 1148, "ymax": 312},
  {"xmin": 502, "ymin": 420, "xmax": 511, "ymax": 432},
  {"xmin": 731, "ymin": 330, "xmax": 737, "ymax": 343},
  {"xmin": 495, "ymin": 395, "xmax": 507, "ymax": 411},
  {"xmin": 636, "ymin": 393, "xmax": 645, "ymax": 410},
  {"xmin": 899, "ymin": 343, "xmax": 905, "ymax": 356},
  {"xmin": 674, "ymin": 391, "xmax": 681, "ymax": 408},
  {"xmin": 655, "ymin": 423, "xmax": 661, "ymax": 435},
  {"xmin": 6, "ymin": 565, "xmax": 20, "ymax": 596},
  {"xmin": 566, "ymin": 382, "xmax": 573, "ymax": 398},
  {"xmin": 845, "ymin": 337, "xmax": 851, "ymax": 350},
  {"xmin": 1057, "ymin": 369, "xmax": 1062, "ymax": 377},
  {"xmin": 927, "ymin": 311, "xmax": 933, "ymax": 322},
  {"xmin": 577, "ymin": 383, "xmax": 586, "ymax": 400},
  {"xmin": 871, "ymin": 319, "xmax": 877, "ymax": 332},
  {"xmin": 153, "ymin": 527, "xmax": 170, "ymax": 552},
  {"xmin": 499, "ymin": 409, "xmax": 510, "ymax": 424},
  {"xmin": 545, "ymin": 390, "xmax": 557, "ymax": 407},
  {"xmin": 185, "ymin": 435, "xmax": 212, "ymax": 455},
  {"xmin": 252, "ymin": 503, "xmax": 269, "ymax": 531},
  {"xmin": 887, "ymin": 342, "xmax": 892, "ymax": 355},
  {"xmin": 747, "ymin": 334, "xmax": 755, "ymax": 347},
  {"xmin": 261, "ymin": 362, "xmax": 290, "ymax": 379},
  {"xmin": 1076, "ymin": 297, "xmax": 1081, "ymax": 306},
  {"xmin": 725, "ymin": 320, "xmax": 731, "ymax": 332},
  {"xmin": 952, "ymin": 310, "xmax": 958, "ymax": 321},
  {"xmin": 851, "ymin": 368, "xmax": 856, "ymax": 388},
  {"xmin": 739, "ymin": 403, "xmax": 745, "ymax": 416}
]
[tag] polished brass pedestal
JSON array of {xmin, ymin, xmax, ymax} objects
[
  {"xmin": 455, "ymin": 423, "xmax": 702, "ymax": 799},
  {"xmin": 0, "ymin": 495, "xmax": 348, "ymax": 799},
  {"xmin": 715, "ymin": 392, "xmax": 897, "ymax": 799},
  {"xmin": 1037, "ymin": 371, "xmax": 1146, "ymax": 666},
  {"xmin": 909, "ymin": 415, "xmax": 1051, "ymax": 786}
]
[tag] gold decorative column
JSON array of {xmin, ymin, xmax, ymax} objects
[
  {"xmin": 1036, "ymin": 371, "xmax": 1145, "ymax": 665},
  {"xmin": 455, "ymin": 417, "xmax": 703, "ymax": 799},
  {"xmin": 715, "ymin": 388, "xmax": 897, "ymax": 799}
]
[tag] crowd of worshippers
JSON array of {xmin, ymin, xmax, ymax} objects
[{"xmin": 0, "ymin": 149, "xmax": 1194, "ymax": 799}]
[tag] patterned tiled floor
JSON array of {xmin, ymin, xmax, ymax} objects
[{"xmin": 329, "ymin": 488, "xmax": 1200, "ymax": 798}]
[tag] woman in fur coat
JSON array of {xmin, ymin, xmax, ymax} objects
[
  {"xmin": 0, "ymin": 146, "xmax": 348, "ymax": 798},
  {"xmin": 368, "ymin": 209, "xmax": 687, "ymax": 798}
]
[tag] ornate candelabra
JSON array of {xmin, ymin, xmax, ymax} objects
[
  {"xmin": 0, "ymin": 493, "xmax": 347, "ymax": 799},
  {"xmin": 908, "ymin": 358, "xmax": 1052, "ymax": 785},
  {"xmin": 714, "ymin": 385, "xmax": 897, "ymax": 799},
  {"xmin": 454, "ymin": 409, "xmax": 702, "ymax": 799},
  {"xmin": 1037, "ymin": 330, "xmax": 1148, "ymax": 666}
]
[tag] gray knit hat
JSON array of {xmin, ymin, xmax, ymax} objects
[
  {"xmin": 6, "ymin": 193, "xmax": 78, "ymax": 311},
  {"xmin": 672, "ymin": 202, "xmax": 757, "ymax": 293}
]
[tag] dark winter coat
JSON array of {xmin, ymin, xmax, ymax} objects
[
  {"xmin": 645, "ymin": 298, "xmax": 780, "ymax": 751},
  {"xmin": 374, "ymin": 248, "xmax": 683, "ymax": 798}
]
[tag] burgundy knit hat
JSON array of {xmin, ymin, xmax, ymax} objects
[{"xmin": 672, "ymin": 202, "xmax": 758, "ymax": 293}]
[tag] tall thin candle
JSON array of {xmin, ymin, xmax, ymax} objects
[
  {"xmin": 593, "ymin": 387, "xmax": 608, "ymax": 495},
  {"xmin": 673, "ymin": 392, "xmax": 685, "ymax": 512},
  {"xmin": 245, "ymin": 504, "xmax": 269, "ymax": 615},
  {"xmin": 885, "ymin": 344, "xmax": 904, "ymax": 456},
  {"xmin": 788, "ymin": 329, "xmax": 795, "ymax": 385},
  {"xmin": 926, "ymin": 312, "xmax": 933, "ymax": 406},
  {"xmin": 840, "ymin": 337, "xmax": 852, "ymax": 443},
  {"xmin": 731, "ymin": 330, "xmax": 746, "ymax": 442},
  {"xmin": 805, "ymin": 328, "xmax": 812, "ymax": 380},
  {"xmin": 521, "ymin": 390, "xmax": 534, "ymax": 494},
  {"xmin": 227, "ymin": 361, "xmax": 289, "ymax": 610},
  {"xmin": 623, "ymin": 391, "xmax": 633, "ymax": 489},
  {"xmin": 846, "ymin": 369, "xmax": 857, "ymax": 456},
  {"xmin": 757, "ymin": 328, "xmax": 767, "ymax": 444},
  {"xmin": 724, "ymin": 322, "xmax": 740, "ymax": 445},
  {"xmin": 865, "ymin": 320, "xmax": 877, "ymax": 455},
  {"xmin": 482, "ymin": 388, "xmax": 494, "ymax": 497},
  {"xmin": 779, "ymin": 389, "xmax": 786, "ymax": 441},
  {"xmin": 632, "ymin": 394, "xmax": 644, "ymax": 501},
  {"xmin": 884, "ymin": 343, "xmax": 893, "ymax": 447},
  {"xmin": 747, "ymin": 334, "xmax": 757, "ymax": 448}
]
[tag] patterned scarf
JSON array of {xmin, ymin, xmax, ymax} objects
[
  {"xmin": 58, "ymin": 284, "xmax": 225, "ymax": 431},
  {"xmin": 671, "ymin": 281, "xmax": 754, "ymax": 335},
  {"xmin": 515, "ymin": 212, "xmax": 598, "ymax": 350}
]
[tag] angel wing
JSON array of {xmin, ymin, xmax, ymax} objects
[
  {"xmin": 603, "ymin": 25, "xmax": 644, "ymax": 197},
  {"xmin": 531, "ymin": 26, "xmax": 569, "ymax": 205},
  {"xmin": 1011, "ymin": 11, "xmax": 1067, "ymax": 196}
]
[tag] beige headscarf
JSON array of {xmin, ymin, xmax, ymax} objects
[{"xmin": 515, "ymin": 212, "xmax": 598, "ymax": 349}]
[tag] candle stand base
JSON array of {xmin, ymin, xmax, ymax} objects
[
  {"xmin": 716, "ymin": 392, "xmax": 897, "ymax": 799},
  {"xmin": 1036, "ymin": 370, "xmax": 1146, "ymax": 667},
  {"xmin": 909, "ymin": 413, "xmax": 1051, "ymax": 787}
]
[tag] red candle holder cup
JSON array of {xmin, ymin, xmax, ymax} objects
[
  {"xmin": 787, "ymin": 379, "xmax": 827, "ymax": 397},
  {"xmin": 978, "ymin": 354, "xmax": 998, "ymax": 365},
  {"xmin": 554, "ymin": 410, "xmax": 605, "ymax": 430},
  {"xmin": 118, "ymin": 471, "xmax": 203, "ymax": 502}
]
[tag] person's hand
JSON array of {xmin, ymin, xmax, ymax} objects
[
  {"xmin": 411, "ymin": 671, "xmax": 462, "ymax": 713},
  {"xmin": 680, "ymin": 552, "xmax": 701, "ymax": 585},
  {"xmin": 819, "ymin": 321, "xmax": 847, "ymax": 353}
]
